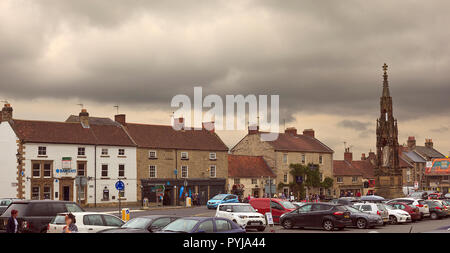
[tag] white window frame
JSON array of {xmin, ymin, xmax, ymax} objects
[
  {"xmin": 43, "ymin": 163, "xmax": 51, "ymax": 178},
  {"xmin": 181, "ymin": 165, "xmax": 188, "ymax": 178},
  {"xmin": 38, "ymin": 146, "xmax": 47, "ymax": 156},
  {"xmin": 181, "ymin": 152, "xmax": 189, "ymax": 160},
  {"xmin": 32, "ymin": 163, "xmax": 40, "ymax": 178},
  {"xmin": 301, "ymin": 154, "xmax": 306, "ymax": 164},
  {"xmin": 77, "ymin": 162, "xmax": 86, "ymax": 176},
  {"xmin": 149, "ymin": 165, "xmax": 157, "ymax": 178},
  {"xmin": 319, "ymin": 155, "xmax": 323, "ymax": 165},
  {"xmin": 209, "ymin": 152, "xmax": 216, "ymax": 160},
  {"xmin": 210, "ymin": 165, "xmax": 216, "ymax": 178},
  {"xmin": 283, "ymin": 153, "xmax": 288, "ymax": 164},
  {"xmin": 78, "ymin": 186, "xmax": 86, "ymax": 200},
  {"xmin": 43, "ymin": 186, "xmax": 51, "ymax": 200},
  {"xmin": 101, "ymin": 164, "xmax": 108, "ymax": 177},
  {"xmin": 251, "ymin": 178, "xmax": 258, "ymax": 184},
  {"xmin": 234, "ymin": 178, "xmax": 240, "ymax": 185},
  {"xmin": 118, "ymin": 149, "xmax": 125, "ymax": 156},
  {"xmin": 32, "ymin": 186, "xmax": 40, "ymax": 200},
  {"xmin": 101, "ymin": 148, "xmax": 108, "ymax": 155},
  {"xmin": 78, "ymin": 147, "xmax": 86, "ymax": 156},
  {"xmin": 352, "ymin": 176, "xmax": 358, "ymax": 183},
  {"xmin": 337, "ymin": 177, "xmax": 343, "ymax": 183},
  {"xmin": 149, "ymin": 150, "xmax": 157, "ymax": 159}
]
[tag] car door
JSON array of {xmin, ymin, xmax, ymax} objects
[
  {"xmin": 359, "ymin": 204, "xmax": 373, "ymax": 214},
  {"xmin": 83, "ymin": 214, "xmax": 106, "ymax": 233},
  {"xmin": 149, "ymin": 217, "xmax": 173, "ymax": 232},
  {"xmin": 308, "ymin": 204, "xmax": 328, "ymax": 227},
  {"xmin": 195, "ymin": 219, "xmax": 215, "ymax": 233},
  {"xmin": 294, "ymin": 204, "xmax": 312, "ymax": 227},
  {"xmin": 215, "ymin": 219, "xmax": 234, "ymax": 233},
  {"xmin": 270, "ymin": 201, "xmax": 285, "ymax": 223},
  {"xmin": 102, "ymin": 214, "xmax": 125, "ymax": 231}
]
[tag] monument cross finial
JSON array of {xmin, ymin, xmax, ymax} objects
[{"xmin": 382, "ymin": 63, "xmax": 388, "ymax": 74}]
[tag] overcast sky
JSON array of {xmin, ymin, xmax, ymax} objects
[{"xmin": 1, "ymin": 0, "xmax": 450, "ymax": 159}]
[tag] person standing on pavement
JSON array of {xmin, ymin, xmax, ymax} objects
[
  {"xmin": 63, "ymin": 213, "xmax": 78, "ymax": 233},
  {"xmin": 6, "ymin": 209, "xmax": 19, "ymax": 233}
]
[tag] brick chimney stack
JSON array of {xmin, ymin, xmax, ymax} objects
[
  {"xmin": 79, "ymin": 109, "xmax": 90, "ymax": 128},
  {"xmin": 248, "ymin": 124, "xmax": 259, "ymax": 135},
  {"xmin": 407, "ymin": 136, "xmax": 416, "ymax": 150},
  {"xmin": 285, "ymin": 127, "xmax": 297, "ymax": 136},
  {"xmin": 115, "ymin": 114, "xmax": 126, "ymax": 125},
  {"xmin": 303, "ymin": 129, "xmax": 315, "ymax": 138},
  {"xmin": 425, "ymin": 139, "xmax": 433, "ymax": 149},
  {"xmin": 173, "ymin": 117, "xmax": 185, "ymax": 131},
  {"xmin": 344, "ymin": 148, "xmax": 353, "ymax": 163},
  {"xmin": 202, "ymin": 121, "xmax": 215, "ymax": 133},
  {"xmin": 368, "ymin": 151, "xmax": 376, "ymax": 165},
  {"xmin": 1, "ymin": 104, "xmax": 13, "ymax": 122}
]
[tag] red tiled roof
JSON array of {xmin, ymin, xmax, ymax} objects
[
  {"xmin": 351, "ymin": 160, "xmax": 375, "ymax": 179},
  {"xmin": 124, "ymin": 123, "xmax": 229, "ymax": 151},
  {"xmin": 10, "ymin": 119, "xmax": 135, "ymax": 146},
  {"xmin": 260, "ymin": 132, "xmax": 333, "ymax": 153},
  {"xmin": 333, "ymin": 160, "xmax": 363, "ymax": 176},
  {"xmin": 228, "ymin": 155, "xmax": 276, "ymax": 178}
]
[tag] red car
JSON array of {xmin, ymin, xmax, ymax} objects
[
  {"xmin": 249, "ymin": 198, "xmax": 297, "ymax": 223},
  {"xmin": 389, "ymin": 202, "xmax": 421, "ymax": 221}
]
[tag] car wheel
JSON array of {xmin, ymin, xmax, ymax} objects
[
  {"xmin": 322, "ymin": 220, "xmax": 334, "ymax": 231},
  {"xmin": 430, "ymin": 212, "xmax": 438, "ymax": 220},
  {"xmin": 389, "ymin": 215, "xmax": 398, "ymax": 225},
  {"xmin": 356, "ymin": 218, "xmax": 367, "ymax": 229},
  {"xmin": 282, "ymin": 219, "xmax": 294, "ymax": 229}
]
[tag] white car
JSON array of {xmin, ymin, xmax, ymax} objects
[
  {"xmin": 216, "ymin": 203, "xmax": 266, "ymax": 231},
  {"xmin": 386, "ymin": 198, "xmax": 429, "ymax": 219},
  {"xmin": 353, "ymin": 203, "xmax": 389, "ymax": 224},
  {"xmin": 383, "ymin": 204, "xmax": 412, "ymax": 224},
  {"xmin": 48, "ymin": 212, "xmax": 125, "ymax": 233}
]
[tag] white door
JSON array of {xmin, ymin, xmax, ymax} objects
[{"xmin": 83, "ymin": 214, "xmax": 107, "ymax": 233}]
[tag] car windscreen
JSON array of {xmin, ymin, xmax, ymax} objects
[
  {"xmin": 65, "ymin": 203, "xmax": 84, "ymax": 212},
  {"xmin": 51, "ymin": 215, "xmax": 66, "ymax": 225},
  {"xmin": 232, "ymin": 205, "xmax": 256, "ymax": 213},
  {"xmin": 211, "ymin": 195, "xmax": 226, "ymax": 200},
  {"xmin": 376, "ymin": 204, "xmax": 387, "ymax": 211},
  {"xmin": 279, "ymin": 201, "xmax": 296, "ymax": 209},
  {"xmin": 122, "ymin": 217, "xmax": 152, "ymax": 229},
  {"xmin": 0, "ymin": 200, "xmax": 12, "ymax": 207},
  {"xmin": 1, "ymin": 203, "xmax": 29, "ymax": 217},
  {"xmin": 162, "ymin": 219, "xmax": 199, "ymax": 233},
  {"xmin": 334, "ymin": 205, "xmax": 348, "ymax": 212}
]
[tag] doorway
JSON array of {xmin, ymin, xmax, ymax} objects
[
  {"xmin": 63, "ymin": 186, "xmax": 70, "ymax": 201},
  {"xmin": 59, "ymin": 179, "xmax": 74, "ymax": 202}
]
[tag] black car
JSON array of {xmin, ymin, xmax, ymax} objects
[
  {"xmin": 0, "ymin": 200, "xmax": 84, "ymax": 233},
  {"xmin": 99, "ymin": 215, "xmax": 179, "ymax": 233},
  {"xmin": 0, "ymin": 198, "xmax": 20, "ymax": 215},
  {"xmin": 424, "ymin": 200, "xmax": 447, "ymax": 220},
  {"xmin": 279, "ymin": 203, "xmax": 352, "ymax": 231},
  {"xmin": 158, "ymin": 217, "xmax": 246, "ymax": 233},
  {"xmin": 344, "ymin": 205, "xmax": 384, "ymax": 229}
]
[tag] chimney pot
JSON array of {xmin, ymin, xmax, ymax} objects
[
  {"xmin": 344, "ymin": 149, "xmax": 353, "ymax": 163},
  {"xmin": 79, "ymin": 109, "xmax": 89, "ymax": 128},
  {"xmin": 425, "ymin": 139, "xmax": 433, "ymax": 148},
  {"xmin": 115, "ymin": 114, "xmax": 126, "ymax": 125},
  {"xmin": 361, "ymin": 153, "xmax": 366, "ymax": 160},
  {"xmin": 303, "ymin": 129, "xmax": 315, "ymax": 138},
  {"xmin": 285, "ymin": 127, "xmax": 297, "ymax": 136}
]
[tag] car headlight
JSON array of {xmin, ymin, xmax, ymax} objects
[{"xmin": 238, "ymin": 216, "xmax": 248, "ymax": 219}]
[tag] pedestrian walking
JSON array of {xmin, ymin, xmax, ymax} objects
[
  {"xmin": 6, "ymin": 209, "xmax": 19, "ymax": 233},
  {"xmin": 63, "ymin": 213, "xmax": 78, "ymax": 233}
]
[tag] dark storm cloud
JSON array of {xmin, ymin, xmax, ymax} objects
[{"xmin": 1, "ymin": 0, "xmax": 450, "ymax": 122}]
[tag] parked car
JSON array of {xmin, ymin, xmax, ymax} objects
[
  {"xmin": 383, "ymin": 204, "xmax": 412, "ymax": 224},
  {"xmin": 0, "ymin": 200, "xmax": 84, "ymax": 233},
  {"xmin": 279, "ymin": 203, "xmax": 352, "ymax": 231},
  {"xmin": 444, "ymin": 193, "xmax": 450, "ymax": 200},
  {"xmin": 409, "ymin": 191, "xmax": 429, "ymax": 200},
  {"xmin": 48, "ymin": 212, "xmax": 124, "ymax": 233},
  {"xmin": 388, "ymin": 202, "xmax": 421, "ymax": 221},
  {"xmin": 428, "ymin": 193, "xmax": 444, "ymax": 200},
  {"xmin": 344, "ymin": 205, "xmax": 384, "ymax": 229},
  {"xmin": 0, "ymin": 198, "xmax": 20, "ymax": 215},
  {"xmin": 386, "ymin": 198, "xmax": 429, "ymax": 219},
  {"xmin": 423, "ymin": 200, "xmax": 447, "ymax": 220},
  {"xmin": 432, "ymin": 200, "xmax": 450, "ymax": 216},
  {"xmin": 216, "ymin": 203, "xmax": 266, "ymax": 231},
  {"xmin": 99, "ymin": 215, "xmax": 179, "ymax": 233},
  {"xmin": 329, "ymin": 197, "xmax": 360, "ymax": 206},
  {"xmin": 249, "ymin": 198, "xmax": 296, "ymax": 223},
  {"xmin": 292, "ymin": 202, "xmax": 307, "ymax": 208},
  {"xmin": 206, "ymin": 194, "xmax": 239, "ymax": 209},
  {"xmin": 159, "ymin": 217, "xmax": 245, "ymax": 233},
  {"xmin": 353, "ymin": 203, "xmax": 389, "ymax": 224}
]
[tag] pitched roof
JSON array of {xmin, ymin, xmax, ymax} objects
[
  {"xmin": 258, "ymin": 132, "xmax": 333, "ymax": 153},
  {"xmin": 66, "ymin": 115, "xmax": 120, "ymax": 126},
  {"xmin": 10, "ymin": 119, "xmax": 135, "ymax": 146},
  {"xmin": 351, "ymin": 160, "xmax": 375, "ymax": 179},
  {"xmin": 124, "ymin": 123, "xmax": 229, "ymax": 151},
  {"xmin": 414, "ymin": 146, "xmax": 445, "ymax": 159},
  {"xmin": 399, "ymin": 155, "xmax": 413, "ymax": 168},
  {"xmin": 403, "ymin": 151, "xmax": 427, "ymax": 163},
  {"xmin": 333, "ymin": 160, "xmax": 363, "ymax": 176},
  {"xmin": 228, "ymin": 155, "xmax": 276, "ymax": 178}
]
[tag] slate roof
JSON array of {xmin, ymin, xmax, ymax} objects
[
  {"xmin": 124, "ymin": 123, "xmax": 229, "ymax": 151},
  {"xmin": 228, "ymin": 155, "xmax": 276, "ymax": 178},
  {"xmin": 257, "ymin": 132, "xmax": 334, "ymax": 153},
  {"xmin": 414, "ymin": 146, "xmax": 445, "ymax": 159},
  {"xmin": 403, "ymin": 151, "xmax": 427, "ymax": 163},
  {"xmin": 10, "ymin": 119, "xmax": 135, "ymax": 146}
]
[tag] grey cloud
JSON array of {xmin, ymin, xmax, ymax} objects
[
  {"xmin": 337, "ymin": 120, "xmax": 371, "ymax": 131},
  {"xmin": 431, "ymin": 126, "xmax": 449, "ymax": 133},
  {"xmin": 1, "ymin": 1, "xmax": 450, "ymax": 123}
]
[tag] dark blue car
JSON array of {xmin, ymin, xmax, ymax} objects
[
  {"xmin": 159, "ymin": 217, "xmax": 245, "ymax": 233},
  {"xmin": 206, "ymin": 194, "xmax": 239, "ymax": 209}
]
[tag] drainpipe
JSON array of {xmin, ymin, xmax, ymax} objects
[{"xmin": 94, "ymin": 145, "xmax": 97, "ymax": 207}]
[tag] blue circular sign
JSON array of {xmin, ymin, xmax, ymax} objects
[{"xmin": 115, "ymin": 180, "xmax": 125, "ymax": 191}]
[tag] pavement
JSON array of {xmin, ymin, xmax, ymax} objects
[{"xmin": 98, "ymin": 205, "xmax": 450, "ymax": 233}]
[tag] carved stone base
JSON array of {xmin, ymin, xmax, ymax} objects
[{"xmin": 374, "ymin": 175, "xmax": 403, "ymax": 199}]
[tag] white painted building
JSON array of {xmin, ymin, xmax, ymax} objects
[{"xmin": 0, "ymin": 104, "xmax": 137, "ymax": 207}]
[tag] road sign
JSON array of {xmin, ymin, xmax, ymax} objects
[
  {"xmin": 115, "ymin": 180, "xmax": 125, "ymax": 191},
  {"xmin": 265, "ymin": 212, "xmax": 274, "ymax": 225},
  {"xmin": 174, "ymin": 169, "xmax": 178, "ymax": 175}
]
